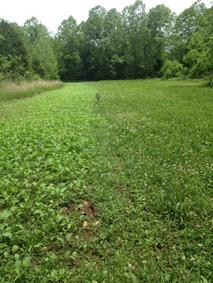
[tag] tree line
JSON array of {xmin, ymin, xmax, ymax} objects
[{"xmin": 0, "ymin": 0, "xmax": 212, "ymax": 85}]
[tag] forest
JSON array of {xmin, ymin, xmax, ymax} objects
[{"xmin": 0, "ymin": 0, "xmax": 212, "ymax": 85}]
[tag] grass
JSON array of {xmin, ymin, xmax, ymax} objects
[
  {"xmin": 0, "ymin": 79, "xmax": 212, "ymax": 282},
  {"xmin": 0, "ymin": 80, "xmax": 64, "ymax": 102}
]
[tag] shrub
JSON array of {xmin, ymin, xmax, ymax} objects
[
  {"xmin": 206, "ymin": 74, "xmax": 213, "ymax": 88},
  {"xmin": 161, "ymin": 60, "xmax": 183, "ymax": 78}
]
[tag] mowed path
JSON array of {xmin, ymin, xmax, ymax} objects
[{"xmin": 0, "ymin": 80, "xmax": 212, "ymax": 282}]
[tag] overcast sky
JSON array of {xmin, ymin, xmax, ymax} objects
[{"xmin": 1, "ymin": 0, "xmax": 212, "ymax": 33}]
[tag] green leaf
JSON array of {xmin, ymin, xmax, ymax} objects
[
  {"xmin": 23, "ymin": 256, "xmax": 31, "ymax": 267},
  {"xmin": 0, "ymin": 210, "xmax": 12, "ymax": 220},
  {"xmin": 12, "ymin": 245, "xmax": 19, "ymax": 253}
]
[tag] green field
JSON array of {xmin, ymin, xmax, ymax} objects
[{"xmin": 0, "ymin": 80, "xmax": 212, "ymax": 282}]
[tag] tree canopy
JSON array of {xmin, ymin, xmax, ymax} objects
[{"xmin": 0, "ymin": 1, "xmax": 212, "ymax": 84}]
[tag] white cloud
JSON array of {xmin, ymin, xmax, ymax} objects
[{"xmin": 0, "ymin": 0, "xmax": 211, "ymax": 33}]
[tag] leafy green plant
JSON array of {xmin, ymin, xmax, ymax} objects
[
  {"xmin": 161, "ymin": 60, "xmax": 183, "ymax": 78},
  {"xmin": 206, "ymin": 74, "xmax": 213, "ymax": 87},
  {"xmin": 0, "ymin": 79, "xmax": 212, "ymax": 282}
]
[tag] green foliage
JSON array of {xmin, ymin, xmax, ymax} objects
[
  {"xmin": 0, "ymin": 80, "xmax": 212, "ymax": 281},
  {"xmin": 171, "ymin": 0, "xmax": 206, "ymax": 63},
  {"xmin": 206, "ymin": 74, "xmax": 213, "ymax": 87},
  {"xmin": 24, "ymin": 17, "xmax": 58, "ymax": 79},
  {"xmin": 54, "ymin": 0, "xmax": 175, "ymax": 80},
  {"xmin": 80, "ymin": 5, "xmax": 108, "ymax": 80},
  {"xmin": 183, "ymin": 7, "xmax": 213, "ymax": 78},
  {"xmin": 169, "ymin": 1, "xmax": 213, "ymax": 80},
  {"xmin": 147, "ymin": 5, "xmax": 174, "ymax": 76},
  {"xmin": 0, "ymin": 55, "xmax": 11, "ymax": 81},
  {"xmin": 161, "ymin": 60, "xmax": 183, "ymax": 78},
  {"xmin": 55, "ymin": 16, "xmax": 83, "ymax": 81},
  {"xmin": 0, "ymin": 1, "xmax": 212, "ymax": 81},
  {"xmin": 0, "ymin": 20, "xmax": 30, "ymax": 80}
]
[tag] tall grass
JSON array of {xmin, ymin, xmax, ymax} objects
[{"xmin": 0, "ymin": 80, "xmax": 64, "ymax": 101}]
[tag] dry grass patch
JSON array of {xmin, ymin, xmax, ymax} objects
[
  {"xmin": 0, "ymin": 80, "xmax": 62, "ymax": 93},
  {"xmin": 0, "ymin": 80, "xmax": 63, "ymax": 101}
]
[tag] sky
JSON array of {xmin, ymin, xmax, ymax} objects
[{"xmin": 0, "ymin": 0, "xmax": 212, "ymax": 33}]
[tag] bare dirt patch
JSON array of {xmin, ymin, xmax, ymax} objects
[
  {"xmin": 59, "ymin": 200, "xmax": 97, "ymax": 218},
  {"xmin": 80, "ymin": 200, "xmax": 96, "ymax": 218}
]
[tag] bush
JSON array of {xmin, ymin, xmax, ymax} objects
[
  {"xmin": 161, "ymin": 60, "xmax": 183, "ymax": 78},
  {"xmin": 206, "ymin": 74, "xmax": 213, "ymax": 88}
]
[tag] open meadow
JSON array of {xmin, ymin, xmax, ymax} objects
[{"xmin": 0, "ymin": 79, "xmax": 212, "ymax": 282}]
